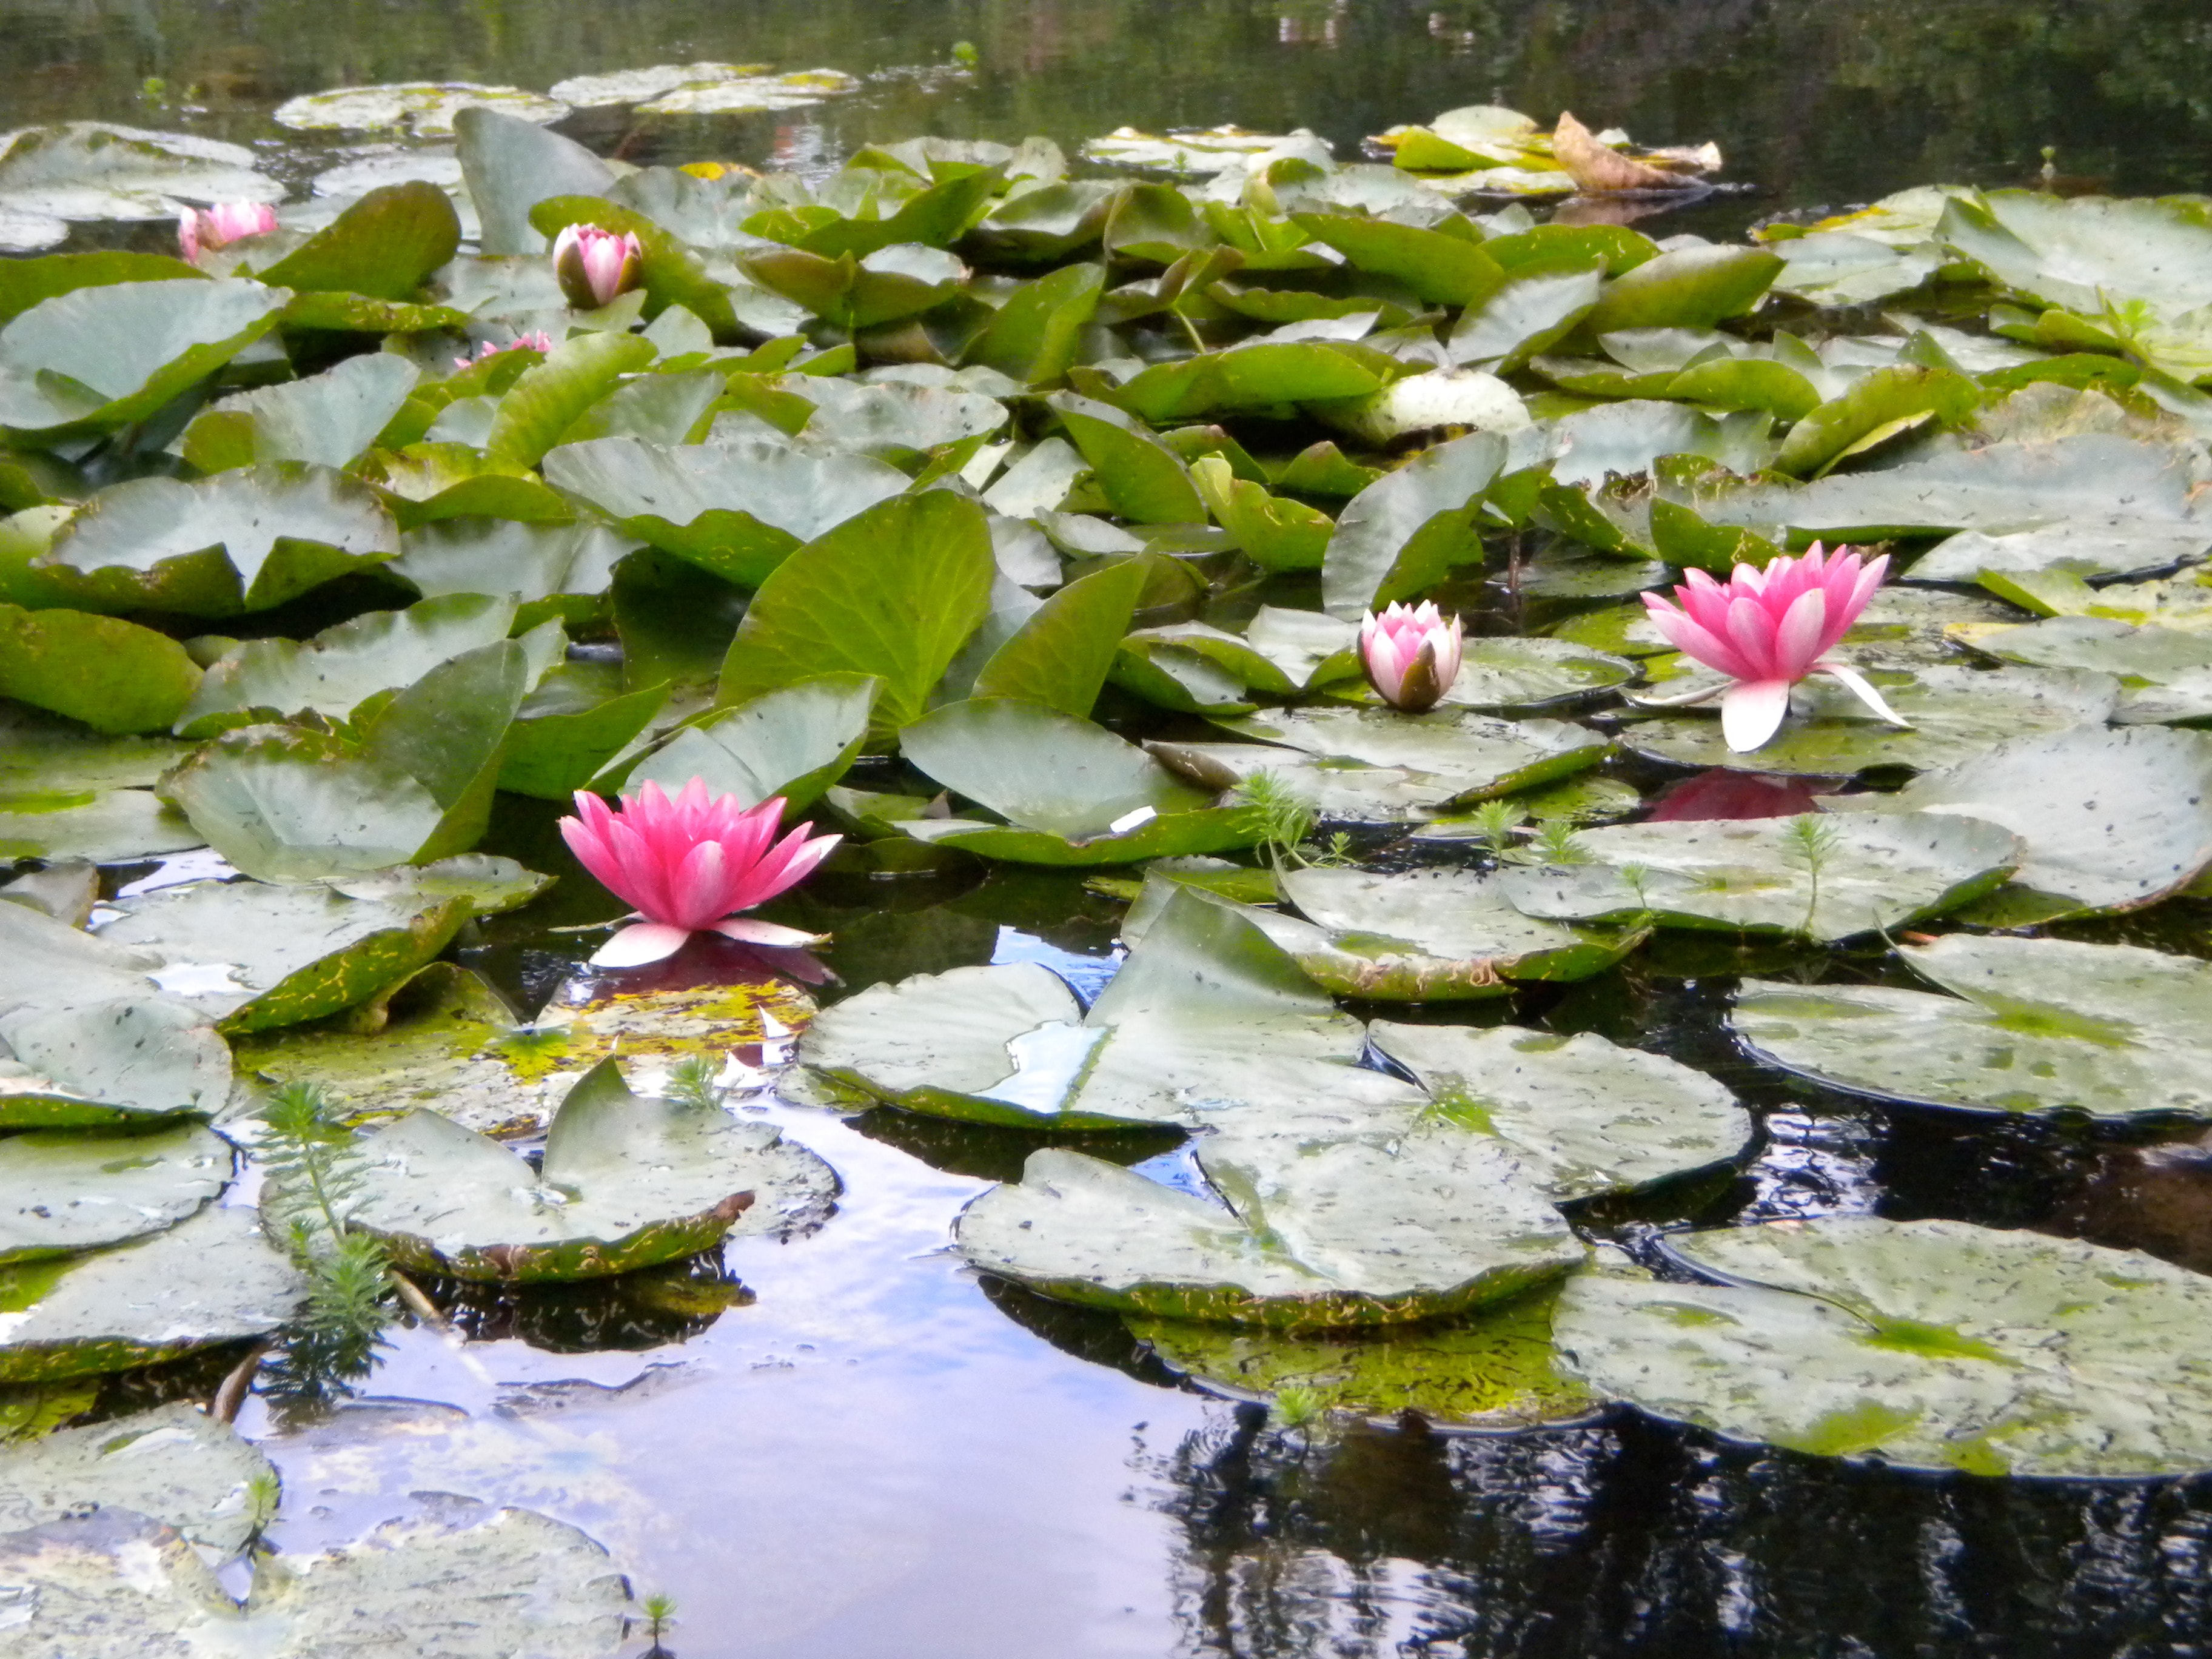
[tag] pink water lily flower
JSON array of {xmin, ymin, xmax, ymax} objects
[
  {"xmin": 560, "ymin": 779, "xmax": 841, "ymax": 969},
  {"xmin": 1360, "ymin": 601, "xmax": 1464, "ymax": 713},
  {"xmin": 453, "ymin": 330, "xmax": 555, "ymax": 371},
  {"xmin": 1640, "ymin": 543, "xmax": 1908, "ymax": 752},
  {"xmin": 552, "ymin": 223, "xmax": 643, "ymax": 310},
  {"xmin": 177, "ymin": 201, "xmax": 278, "ymax": 264}
]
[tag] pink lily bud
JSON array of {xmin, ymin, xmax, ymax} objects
[
  {"xmin": 552, "ymin": 223, "xmax": 644, "ymax": 310},
  {"xmin": 1359, "ymin": 601, "xmax": 1464, "ymax": 713},
  {"xmin": 452, "ymin": 330, "xmax": 555, "ymax": 371},
  {"xmin": 177, "ymin": 201, "xmax": 278, "ymax": 264},
  {"xmin": 1639, "ymin": 542, "xmax": 1906, "ymax": 752},
  {"xmin": 558, "ymin": 778, "xmax": 840, "ymax": 968}
]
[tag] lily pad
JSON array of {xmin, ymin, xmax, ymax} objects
[
  {"xmin": 273, "ymin": 82, "xmax": 569, "ymax": 136},
  {"xmin": 1496, "ymin": 811, "xmax": 2021, "ymax": 940},
  {"xmin": 1210, "ymin": 704, "xmax": 1612, "ymax": 808},
  {"xmin": 1618, "ymin": 664, "xmax": 2119, "ymax": 776},
  {"xmin": 92, "ymin": 876, "xmax": 476, "ymax": 1034},
  {"xmin": 1963, "ymin": 615, "xmax": 2212, "ymax": 723},
  {"xmin": 0, "ymin": 982, "xmax": 232, "ymax": 1131},
  {"xmin": 623, "ymin": 674, "xmax": 876, "ymax": 811},
  {"xmin": 333, "ymin": 1057, "xmax": 837, "ymax": 1280},
  {"xmin": 0, "ymin": 1205, "xmax": 304, "ymax": 1382},
  {"xmin": 0, "ymin": 1403, "xmax": 272, "ymax": 1554},
  {"xmin": 957, "ymin": 1133, "xmax": 1583, "ymax": 1329},
  {"xmin": 0, "ymin": 1124, "xmax": 229, "ymax": 1262},
  {"xmin": 1558, "ymin": 1216, "xmax": 2212, "ymax": 1476},
  {"xmin": 0, "ymin": 1503, "xmax": 631, "ymax": 1655},
  {"xmin": 1826, "ymin": 725, "xmax": 2212, "ymax": 917},
  {"xmin": 1366, "ymin": 1021, "xmax": 1752, "ymax": 1201},
  {"xmin": 0, "ymin": 791, "xmax": 201, "ymax": 865},
  {"xmin": 1129, "ymin": 1285, "xmax": 1600, "ymax": 1429},
  {"xmin": 0, "ymin": 122, "xmax": 278, "ymax": 227},
  {"xmin": 1731, "ymin": 932, "xmax": 2212, "ymax": 1119}
]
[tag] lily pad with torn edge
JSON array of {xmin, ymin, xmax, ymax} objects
[
  {"xmin": 331, "ymin": 1057, "xmax": 836, "ymax": 1281},
  {"xmin": 0, "ymin": 1501, "xmax": 630, "ymax": 1657},
  {"xmin": 1557, "ymin": 1216, "xmax": 2212, "ymax": 1476},
  {"xmin": 1366, "ymin": 1021, "xmax": 1752, "ymax": 1201},
  {"xmin": 1821, "ymin": 724, "xmax": 2212, "ymax": 923},
  {"xmin": 1495, "ymin": 811, "xmax": 2020, "ymax": 941},
  {"xmin": 0, "ymin": 1123, "xmax": 230, "ymax": 1262},
  {"xmin": 1731, "ymin": 933, "xmax": 2212, "ymax": 1119},
  {"xmin": 794, "ymin": 885, "xmax": 1423, "ymax": 1133},
  {"xmin": 956, "ymin": 1131, "xmax": 1583, "ymax": 1329},
  {"xmin": 1130, "ymin": 1283, "xmax": 1600, "ymax": 1430},
  {"xmin": 1618, "ymin": 663, "xmax": 2119, "ymax": 777},
  {"xmin": 0, "ymin": 1205, "xmax": 306, "ymax": 1382},
  {"xmin": 0, "ymin": 1403, "xmax": 272, "ymax": 1554}
]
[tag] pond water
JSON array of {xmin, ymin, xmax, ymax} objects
[{"xmin": 11, "ymin": 3, "xmax": 2212, "ymax": 1657}]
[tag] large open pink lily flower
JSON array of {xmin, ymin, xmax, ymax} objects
[
  {"xmin": 1640, "ymin": 543, "xmax": 1908, "ymax": 752},
  {"xmin": 178, "ymin": 201, "xmax": 277, "ymax": 264},
  {"xmin": 560, "ymin": 780, "xmax": 841, "ymax": 968}
]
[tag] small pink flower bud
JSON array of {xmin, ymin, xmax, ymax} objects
[
  {"xmin": 551, "ymin": 223, "xmax": 644, "ymax": 310},
  {"xmin": 177, "ymin": 201, "xmax": 279, "ymax": 264},
  {"xmin": 1359, "ymin": 601, "xmax": 1464, "ymax": 713}
]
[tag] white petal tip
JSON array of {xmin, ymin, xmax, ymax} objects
[
  {"xmin": 712, "ymin": 917, "xmax": 829, "ymax": 948},
  {"xmin": 1818, "ymin": 662, "xmax": 1913, "ymax": 728},
  {"xmin": 589, "ymin": 922, "xmax": 692, "ymax": 968},
  {"xmin": 1106, "ymin": 806, "xmax": 1159, "ymax": 834},
  {"xmin": 1720, "ymin": 680, "xmax": 1794, "ymax": 752}
]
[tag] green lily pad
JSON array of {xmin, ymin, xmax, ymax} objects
[
  {"xmin": 0, "ymin": 1403, "xmax": 273, "ymax": 1553},
  {"xmin": 0, "ymin": 790, "xmax": 201, "ymax": 865},
  {"xmin": 1497, "ymin": 811, "xmax": 2021, "ymax": 940},
  {"xmin": 178, "ymin": 352, "xmax": 421, "ymax": 475},
  {"xmin": 1963, "ymin": 615, "xmax": 2212, "ymax": 723},
  {"xmin": 0, "ymin": 122, "xmax": 276, "ymax": 233},
  {"xmin": 1366, "ymin": 1021, "xmax": 1752, "ymax": 1201},
  {"xmin": 0, "ymin": 1502, "xmax": 631, "ymax": 1655},
  {"xmin": 638, "ymin": 67, "xmax": 861, "ymax": 116},
  {"xmin": 0, "ymin": 1205, "xmax": 304, "ymax": 1382},
  {"xmin": 0, "ymin": 1124, "xmax": 229, "ymax": 1262},
  {"xmin": 1213, "ymin": 704, "xmax": 1612, "ymax": 806},
  {"xmin": 1826, "ymin": 725, "xmax": 2212, "ymax": 916},
  {"xmin": 1245, "ymin": 866, "xmax": 1642, "ymax": 999},
  {"xmin": 386, "ymin": 518, "xmax": 634, "ymax": 615},
  {"xmin": 1321, "ymin": 431, "xmax": 1506, "ymax": 619},
  {"xmin": 1731, "ymin": 931, "xmax": 2212, "ymax": 1119},
  {"xmin": 92, "ymin": 877, "xmax": 476, "ymax": 1035},
  {"xmin": 1618, "ymin": 664, "xmax": 2119, "ymax": 776},
  {"xmin": 1324, "ymin": 635, "xmax": 1637, "ymax": 713},
  {"xmin": 799, "ymin": 885, "xmax": 1417, "ymax": 1132},
  {"xmin": 956, "ymin": 1131, "xmax": 1583, "ymax": 1329},
  {"xmin": 1558, "ymin": 1216, "xmax": 2212, "ymax": 1475},
  {"xmin": 623, "ymin": 672, "xmax": 875, "ymax": 812},
  {"xmin": 0, "ymin": 977, "xmax": 231, "ymax": 1132},
  {"xmin": 45, "ymin": 463, "xmax": 400, "ymax": 618},
  {"xmin": 1130, "ymin": 1285, "xmax": 1600, "ymax": 1429},
  {"xmin": 0, "ymin": 605, "xmax": 200, "ymax": 736},
  {"xmin": 333, "ymin": 1057, "xmax": 837, "ymax": 1281},
  {"xmin": 178, "ymin": 592, "xmax": 519, "ymax": 736},
  {"xmin": 0, "ymin": 278, "xmax": 289, "ymax": 442},
  {"xmin": 1939, "ymin": 190, "xmax": 2212, "ymax": 317},
  {"xmin": 272, "ymin": 82, "xmax": 569, "ymax": 136}
]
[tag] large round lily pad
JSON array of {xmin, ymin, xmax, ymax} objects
[
  {"xmin": 1619, "ymin": 664, "xmax": 2119, "ymax": 776},
  {"xmin": 0, "ymin": 1403, "xmax": 273, "ymax": 1555},
  {"xmin": 957, "ymin": 1134, "xmax": 1584, "ymax": 1328},
  {"xmin": 1496, "ymin": 811, "xmax": 2021, "ymax": 940},
  {"xmin": 0, "ymin": 1124, "xmax": 229, "ymax": 1262},
  {"xmin": 1557, "ymin": 1216, "xmax": 2212, "ymax": 1476},
  {"xmin": 0, "ymin": 996, "xmax": 232, "ymax": 1129},
  {"xmin": 0, "ymin": 1501, "xmax": 631, "ymax": 1656},
  {"xmin": 1731, "ymin": 933, "xmax": 2212, "ymax": 1119},
  {"xmin": 1366, "ymin": 1021, "xmax": 1753, "ymax": 1201},
  {"xmin": 0, "ymin": 1205, "xmax": 306, "ymax": 1382},
  {"xmin": 1825, "ymin": 724, "xmax": 2212, "ymax": 919},
  {"xmin": 1130, "ymin": 1281, "xmax": 1600, "ymax": 1430},
  {"xmin": 1964, "ymin": 615, "xmax": 2212, "ymax": 725},
  {"xmin": 1218, "ymin": 705, "xmax": 1612, "ymax": 796},
  {"xmin": 335, "ymin": 1058, "xmax": 837, "ymax": 1280}
]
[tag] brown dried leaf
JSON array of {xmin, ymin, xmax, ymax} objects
[{"xmin": 1553, "ymin": 111, "xmax": 1704, "ymax": 194}]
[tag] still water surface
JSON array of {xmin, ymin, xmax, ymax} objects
[{"xmin": 12, "ymin": 3, "xmax": 2212, "ymax": 1655}]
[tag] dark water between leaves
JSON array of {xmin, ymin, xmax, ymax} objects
[{"xmin": 13, "ymin": 2, "xmax": 2212, "ymax": 1655}]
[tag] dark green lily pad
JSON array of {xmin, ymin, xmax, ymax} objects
[
  {"xmin": 0, "ymin": 1403, "xmax": 273, "ymax": 1554},
  {"xmin": 0, "ymin": 1124, "xmax": 229, "ymax": 1262},
  {"xmin": 0, "ymin": 605, "xmax": 200, "ymax": 736},
  {"xmin": 1731, "ymin": 932, "xmax": 2212, "ymax": 1119},
  {"xmin": 0, "ymin": 1205, "xmax": 304, "ymax": 1382},
  {"xmin": 1559, "ymin": 1216, "xmax": 2212, "ymax": 1476},
  {"xmin": 1497, "ymin": 811, "xmax": 2020, "ymax": 940},
  {"xmin": 1130, "ymin": 1285, "xmax": 1600, "ymax": 1430},
  {"xmin": 334, "ymin": 1058, "xmax": 837, "ymax": 1281},
  {"xmin": 623, "ymin": 674, "xmax": 877, "ymax": 812},
  {"xmin": 1320, "ymin": 431, "xmax": 1505, "ymax": 618}
]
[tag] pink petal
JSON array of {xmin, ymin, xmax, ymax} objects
[
  {"xmin": 1720, "ymin": 679, "xmax": 1794, "ymax": 752},
  {"xmin": 1769, "ymin": 588, "xmax": 1831, "ymax": 682},
  {"xmin": 1726, "ymin": 595, "xmax": 1785, "ymax": 680}
]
